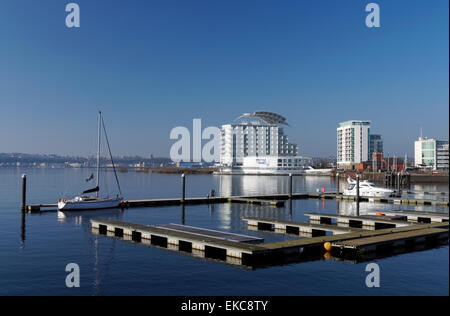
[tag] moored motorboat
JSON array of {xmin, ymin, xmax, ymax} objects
[{"xmin": 343, "ymin": 177, "xmax": 394, "ymax": 197}]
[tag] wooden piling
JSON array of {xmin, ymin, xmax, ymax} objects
[
  {"xmin": 336, "ymin": 173, "xmax": 340, "ymax": 193},
  {"xmin": 356, "ymin": 173, "xmax": 360, "ymax": 217},
  {"xmin": 181, "ymin": 173, "xmax": 185, "ymax": 204},
  {"xmin": 289, "ymin": 173, "xmax": 293, "ymax": 199},
  {"xmin": 21, "ymin": 174, "xmax": 27, "ymax": 211}
]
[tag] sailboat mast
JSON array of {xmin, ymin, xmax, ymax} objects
[{"xmin": 96, "ymin": 111, "xmax": 101, "ymax": 198}]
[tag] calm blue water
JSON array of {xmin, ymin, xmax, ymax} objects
[{"xmin": 0, "ymin": 168, "xmax": 448, "ymax": 296}]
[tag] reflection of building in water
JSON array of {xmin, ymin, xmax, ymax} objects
[
  {"xmin": 219, "ymin": 174, "xmax": 338, "ymax": 197},
  {"xmin": 216, "ymin": 203, "xmax": 291, "ymax": 230},
  {"xmin": 337, "ymin": 200, "xmax": 445, "ymax": 217},
  {"xmin": 303, "ymin": 176, "xmax": 336, "ymax": 193},
  {"xmin": 219, "ymin": 175, "xmax": 288, "ymax": 197}
]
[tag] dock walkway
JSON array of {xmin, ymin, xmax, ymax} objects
[
  {"xmin": 366, "ymin": 210, "xmax": 448, "ymax": 223},
  {"xmin": 304, "ymin": 212, "xmax": 413, "ymax": 229},
  {"xmin": 260, "ymin": 222, "xmax": 449, "ymax": 252},
  {"xmin": 332, "ymin": 227, "xmax": 449, "ymax": 254},
  {"xmin": 242, "ymin": 217, "xmax": 364, "ymax": 235},
  {"xmin": 155, "ymin": 223, "xmax": 263, "ymax": 243}
]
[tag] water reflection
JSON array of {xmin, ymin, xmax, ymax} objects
[
  {"xmin": 56, "ymin": 209, "xmax": 124, "ymax": 224},
  {"xmin": 20, "ymin": 210, "xmax": 26, "ymax": 248},
  {"xmin": 337, "ymin": 200, "xmax": 449, "ymax": 217},
  {"xmin": 218, "ymin": 175, "xmax": 337, "ymax": 197}
]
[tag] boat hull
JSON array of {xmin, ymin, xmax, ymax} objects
[
  {"xmin": 58, "ymin": 198, "xmax": 123, "ymax": 211},
  {"xmin": 343, "ymin": 190, "xmax": 393, "ymax": 198}
]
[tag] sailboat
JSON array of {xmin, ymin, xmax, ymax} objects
[{"xmin": 57, "ymin": 111, "xmax": 124, "ymax": 211}]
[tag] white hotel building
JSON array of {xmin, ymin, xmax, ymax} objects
[
  {"xmin": 219, "ymin": 112, "xmax": 311, "ymax": 173},
  {"xmin": 337, "ymin": 120, "xmax": 371, "ymax": 170}
]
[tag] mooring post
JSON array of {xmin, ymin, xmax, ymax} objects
[
  {"xmin": 181, "ymin": 173, "xmax": 186, "ymax": 204},
  {"xmin": 289, "ymin": 199, "xmax": 293, "ymax": 221},
  {"xmin": 336, "ymin": 172, "xmax": 340, "ymax": 193},
  {"xmin": 21, "ymin": 174, "xmax": 27, "ymax": 211},
  {"xmin": 289, "ymin": 173, "xmax": 293, "ymax": 199},
  {"xmin": 356, "ymin": 173, "xmax": 360, "ymax": 217},
  {"xmin": 181, "ymin": 204, "xmax": 185, "ymax": 225}
]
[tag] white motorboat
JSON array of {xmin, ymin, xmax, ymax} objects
[
  {"xmin": 304, "ymin": 166, "xmax": 333, "ymax": 175},
  {"xmin": 57, "ymin": 111, "xmax": 124, "ymax": 211},
  {"xmin": 343, "ymin": 177, "xmax": 394, "ymax": 197}
]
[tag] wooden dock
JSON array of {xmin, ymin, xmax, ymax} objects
[
  {"xmin": 332, "ymin": 227, "xmax": 449, "ymax": 254},
  {"xmin": 304, "ymin": 212, "xmax": 413, "ymax": 229},
  {"xmin": 91, "ymin": 215, "xmax": 449, "ymax": 267},
  {"xmin": 25, "ymin": 192, "xmax": 449, "ymax": 212},
  {"xmin": 243, "ymin": 217, "xmax": 364, "ymax": 235},
  {"xmin": 337, "ymin": 195, "xmax": 449, "ymax": 206},
  {"xmin": 227, "ymin": 198, "xmax": 285, "ymax": 207},
  {"xmin": 366, "ymin": 210, "xmax": 449, "ymax": 223},
  {"xmin": 259, "ymin": 222, "xmax": 449, "ymax": 254},
  {"xmin": 155, "ymin": 223, "xmax": 264, "ymax": 243},
  {"xmin": 91, "ymin": 219, "xmax": 268, "ymax": 260}
]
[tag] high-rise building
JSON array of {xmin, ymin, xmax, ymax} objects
[
  {"xmin": 219, "ymin": 112, "xmax": 309, "ymax": 173},
  {"xmin": 369, "ymin": 134, "xmax": 383, "ymax": 156},
  {"xmin": 414, "ymin": 137, "xmax": 449, "ymax": 170},
  {"xmin": 337, "ymin": 120, "xmax": 371, "ymax": 170}
]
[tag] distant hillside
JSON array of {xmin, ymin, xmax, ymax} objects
[{"xmin": 0, "ymin": 153, "xmax": 172, "ymax": 166}]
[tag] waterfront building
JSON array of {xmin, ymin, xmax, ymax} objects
[
  {"xmin": 369, "ymin": 134, "xmax": 383, "ymax": 157},
  {"xmin": 219, "ymin": 111, "xmax": 309, "ymax": 173},
  {"xmin": 337, "ymin": 120, "xmax": 371, "ymax": 170},
  {"xmin": 414, "ymin": 137, "xmax": 449, "ymax": 170}
]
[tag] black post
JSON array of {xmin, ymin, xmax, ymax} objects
[
  {"xmin": 181, "ymin": 173, "xmax": 186, "ymax": 204},
  {"xmin": 289, "ymin": 173, "xmax": 293, "ymax": 199},
  {"xmin": 336, "ymin": 172, "xmax": 340, "ymax": 194},
  {"xmin": 20, "ymin": 209, "xmax": 26, "ymax": 247},
  {"xmin": 289, "ymin": 199, "xmax": 293, "ymax": 221},
  {"xmin": 356, "ymin": 173, "xmax": 360, "ymax": 217},
  {"xmin": 181, "ymin": 204, "xmax": 185, "ymax": 225},
  {"xmin": 21, "ymin": 174, "xmax": 27, "ymax": 211}
]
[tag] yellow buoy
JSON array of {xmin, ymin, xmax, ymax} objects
[{"xmin": 324, "ymin": 242, "xmax": 332, "ymax": 252}]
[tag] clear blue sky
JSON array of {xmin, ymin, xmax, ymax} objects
[{"xmin": 0, "ymin": 0, "xmax": 448, "ymax": 158}]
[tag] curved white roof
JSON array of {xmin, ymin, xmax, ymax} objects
[{"xmin": 235, "ymin": 111, "xmax": 289, "ymax": 126}]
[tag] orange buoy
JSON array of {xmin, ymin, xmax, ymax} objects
[
  {"xmin": 324, "ymin": 242, "xmax": 332, "ymax": 252},
  {"xmin": 376, "ymin": 212, "xmax": 384, "ymax": 216}
]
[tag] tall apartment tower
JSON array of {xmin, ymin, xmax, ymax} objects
[
  {"xmin": 369, "ymin": 134, "xmax": 383, "ymax": 156},
  {"xmin": 337, "ymin": 120, "xmax": 371, "ymax": 170}
]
